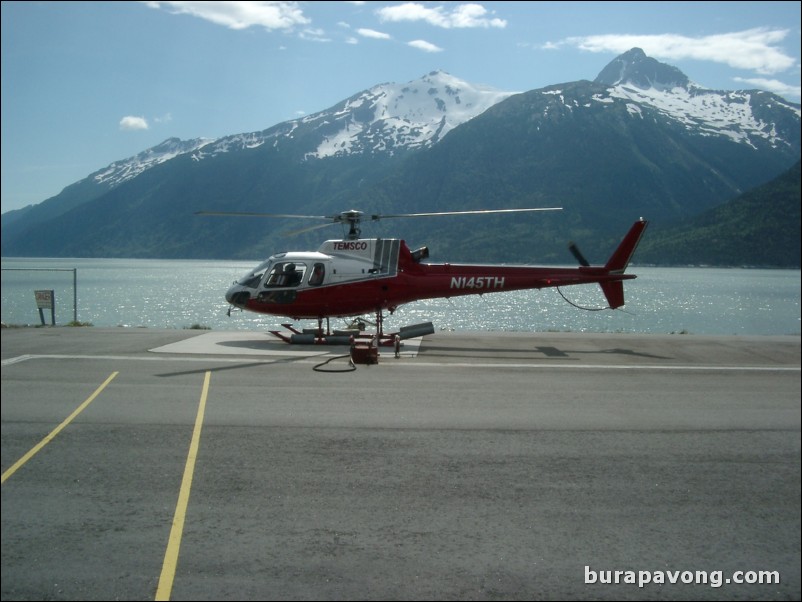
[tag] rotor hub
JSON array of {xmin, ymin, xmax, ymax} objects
[{"xmin": 338, "ymin": 210, "xmax": 363, "ymax": 240}]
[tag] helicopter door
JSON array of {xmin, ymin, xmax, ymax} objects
[
  {"xmin": 258, "ymin": 261, "xmax": 307, "ymax": 304},
  {"xmin": 263, "ymin": 262, "xmax": 307, "ymax": 288}
]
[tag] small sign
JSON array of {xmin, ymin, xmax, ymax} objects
[{"xmin": 35, "ymin": 289, "xmax": 54, "ymax": 309}]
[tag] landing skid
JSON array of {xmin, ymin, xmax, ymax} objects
[
  {"xmin": 268, "ymin": 322, "xmax": 372, "ymax": 346},
  {"xmin": 268, "ymin": 316, "xmax": 434, "ymax": 348}
]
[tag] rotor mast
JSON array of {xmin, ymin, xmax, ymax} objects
[{"xmin": 340, "ymin": 210, "xmax": 363, "ymax": 240}]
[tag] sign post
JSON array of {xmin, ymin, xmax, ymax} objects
[{"xmin": 34, "ymin": 289, "xmax": 55, "ymax": 325}]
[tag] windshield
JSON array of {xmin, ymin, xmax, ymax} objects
[{"xmin": 237, "ymin": 260, "xmax": 272, "ymax": 288}]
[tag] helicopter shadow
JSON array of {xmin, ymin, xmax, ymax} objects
[
  {"xmin": 417, "ymin": 342, "xmax": 672, "ymax": 361},
  {"xmin": 155, "ymin": 356, "xmax": 313, "ymax": 378},
  {"xmin": 151, "ymin": 332, "xmax": 340, "ymax": 377}
]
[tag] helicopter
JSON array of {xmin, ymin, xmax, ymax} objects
[{"xmin": 197, "ymin": 208, "xmax": 648, "ymax": 345}]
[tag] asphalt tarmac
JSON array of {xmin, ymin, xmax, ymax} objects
[{"xmin": 1, "ymin": 327, "xmax": 800, "ymax": 601}]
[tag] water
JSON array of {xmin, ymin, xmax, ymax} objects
[{"xmin": 1, "ymin": 257, "xmax": 800, "ymax": 336}]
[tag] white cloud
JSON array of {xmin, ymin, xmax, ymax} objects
[
  {"xmin": 140, "ymin": 1, "xmax": 310, "ymax": 31},
  {"xmin": 377, "ymin": 2, "xmax": 506, "ymax": 29},
  {"xmin": 299, "ymin": 28, "xmax": 330, "ymax": 42},
  {"xmin": 119, "ymin": 116, "xmax": 149, "ymax": 131},
  {"xmin": 408, "ymin": 39, "xmax": 443, "ymax": 53},
  {"xmin": 357, "ymin": 28, "xmax": 391, "ymax": 40},
  {"xmin": 733, "ymin": 77, "xmax": 801, "ymax": 100},
  {"xmin": 555, "ymin": 28, "xmax": 796, "ymax": 75}
]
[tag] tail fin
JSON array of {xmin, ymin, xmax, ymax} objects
[
  {"xmin": 599, "ymin": 281, "xmax": 625, "ymax": 309},
  {"xmin": 600, "ymin": 219, "xmax": 648, "ymax": 308},
  {"xmin": 605, "ymin": 219, "xmax": 648, "ymax": 273}
]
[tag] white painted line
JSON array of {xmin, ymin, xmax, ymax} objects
[{"xmin": 2, "ymin": 354, "xmax": 797, "ymax": 372}]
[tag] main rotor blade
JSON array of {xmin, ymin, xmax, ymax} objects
[
  {"xmin": 197, "ymin": 208, "xmax": 560, "ymax": 221},
  {"xmin": 282, "ymin": 222, "xmax": 338, "ymax": 237},
  {"xmin": 195, "ymin": 211, "xmax": 331, "ymax": 219},
  {"xmin": 371, "ymin": 207, "xmax": 562, "ymax": 220}
]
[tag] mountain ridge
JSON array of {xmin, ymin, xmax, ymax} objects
[
  {"xmin": 636, "ymin": 160, "xmax": 801, "ymax": 267},
  {"xmin": 2, "ymin": 50, "xmax": 799, "ymax": 265}
]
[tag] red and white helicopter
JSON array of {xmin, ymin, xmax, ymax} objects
[{"xmin": 198, "ymin": 208, "xmax": 648, "ymax": 346}]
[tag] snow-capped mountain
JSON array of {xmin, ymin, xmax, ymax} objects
[
  {"xmin": 80, "ymin": 55, "xmax": 799, "ymax": 195},
  {"xmin": 2, "ymin": 49, "xmax": 799, "ymax": 262},
  {"xmin": 90, "ymin": 70, "xmax": 515, "ymax": 191},
  {"xmin": 93, "ymin": 136, "xmax": 215, "ymax": 188},
  {"xmin": 297, "ymin": 70, "xmax": 516, "ymax": 158},
  {"xmin": 85, "ymin": 53, "xmax": 800, "ymax": 197},
  {"xmin": 594, "ymin": 48, "xmax": 800, "ymax": 149}
]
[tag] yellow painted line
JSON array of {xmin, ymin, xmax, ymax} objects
[
  {"xmin": 1, "ymin": 371, "xmax": 119, "ymax": 485},
  {"xmin": 155, "ymin": 371, "xmax": 211, "ymax": 601}
]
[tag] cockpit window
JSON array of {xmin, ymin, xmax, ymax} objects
[
  {"xmin": 263, "ymin": 262, "xmax": 307, "ymax": 288},
  {"xmin": 308, "ymin": 263, "xmax": 325, "ymax": 286}
]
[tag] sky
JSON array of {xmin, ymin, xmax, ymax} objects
[{"xmin": 1, "ymin": 1, "xmax": 800, "ymax": 215}]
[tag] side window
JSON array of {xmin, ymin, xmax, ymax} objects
[
  {"xmin": 308, "ymin": 263, "xmax": 325, "ymax": 286},
  {"xmin": 264, "ymin": 262, "xmax": 306, "ymax": 287}
]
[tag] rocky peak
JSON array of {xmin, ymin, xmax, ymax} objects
[{"xmin": 595, "ymin": 47, "xmax": 690, "ymax": 91}]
